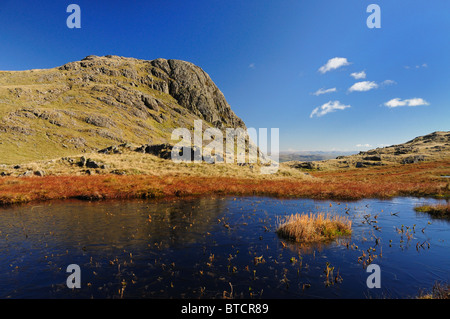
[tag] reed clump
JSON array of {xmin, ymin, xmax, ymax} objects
[{"xmin": 276, "ymin": 213, "xmax": 352, "ymax": 243}]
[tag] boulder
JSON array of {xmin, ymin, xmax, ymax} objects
[
  {"xmin": 291, "ymin": 162, "xmax": 316, "ymax": 170},
  {"xmin": 85, "ymin": 159, "xmax": 100, "ymax": 168},
  {"xmin": 401, "ymin": 155, "xmax": 426, "ymax": 164},
  {"xmin": 355, "ymin": 162, "xmax": 364, "ymax": 168},
  {"xmin": 79, "ymin": 156, "xmax": 87, "ymax": 167},
  {"xmin": 363, "ymin": 155, "xmax": 382, "ymax": 161},
  {"xmin": 34, "ymin": 170, "xmax": 45, "ymax": 176}
]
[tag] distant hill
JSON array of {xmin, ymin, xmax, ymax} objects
[
  {"xmin": 278, "ymin": 151, "xmax": 356, "ymax": 163},
  {"xmin": 0, "ymin": 55, "xmax": 245, "ymax": 164},
  {"xmin": 286, "ymin": 131, "xmax": 450, "ymax": 170}
]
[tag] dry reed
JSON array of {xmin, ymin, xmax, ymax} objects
[{"xmin": 276, "ymin": 213, "xmax": 352, "ymax": 243}]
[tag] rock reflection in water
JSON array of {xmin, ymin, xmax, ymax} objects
[{"xmin": 0, "ymin": 197, "xmax": 226, "ymax": 298}]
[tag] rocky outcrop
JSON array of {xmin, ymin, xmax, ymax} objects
[
  {"xmin": 363, "ymin": 155, "xmax": 382, "ymax": 161},
  {"xmin": 401, "ymin": 155, "xmax": 426, "ymax": 164},
  {"xmin": 58, "ymin": 55, "xmax": 246, "ymax": 130},
  {"xmin": 135, "ymin": 143, "xmax": 175, "ymax": 160}
]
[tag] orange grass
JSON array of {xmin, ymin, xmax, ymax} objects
[
  {"xmin": 0, "ymin": 160, "xmax": 448, "ymax": 206},
  {"xmin": 276, "ymin": 213, "xmax": 352, "ymax": 243}
]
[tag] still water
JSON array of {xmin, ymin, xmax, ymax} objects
[{"xmin": 0, "ymin": 196, "xmax": 449, "ymax": 299}]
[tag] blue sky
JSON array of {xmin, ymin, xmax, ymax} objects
[{"xmin": 1, "ymin": 0, "xmax": 449, "ymax": 151}]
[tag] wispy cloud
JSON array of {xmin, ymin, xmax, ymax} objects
[
  {"xmin": 380, "ymin": 79, "xmax": 396, "ymax": 87},
  {"xmin": 356, "ymin": 143, "xmax": 372, "ymax": 148},
  {"xmin": 404, "ymin": 63, "xmax": 427, "ymax": 70},
  {"xmin": 318, "ymin": 57, "xmax": 351, "ymax": 74},
  {"xmin": 248, "ymin": 63, "xmax": 255, "ymax": 69},
  {"xmin": 384, "ymin": 98, "xmax": 430, "ymax": 108},
  {"xmin": 310, "ymin": 101, "xmax": 351, "ymax": 118},
  {"xmin": 350, "ymin": 71, "xmax": 366, "ymax": 80},
  {"xmin": 312, "ymin": 87, "xmax": 337, "ymax": 96},
  {"xmin": 348, "ymin": 81, "xmax": 378, "ymax": 92}
]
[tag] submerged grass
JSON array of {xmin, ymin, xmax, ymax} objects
[
  {"xmin": 276, "ymin": 213, "xmax": 352, "ymax": 243},
  {"xmin": 414, "ymin": 203, "xmax": 450, "ymax": 217}
]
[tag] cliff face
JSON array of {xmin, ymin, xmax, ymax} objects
[
  {"xmin": 149, "ymin": 58, "xmax": 245, "ymax": 129},
  {"xmin": 0, "ymin": 55, "xmax": 246, "ymax": 164}
]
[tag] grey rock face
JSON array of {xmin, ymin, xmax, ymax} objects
[{"xmin": 149, "ymin": 58, "xmax": 246, "ymax": 129}]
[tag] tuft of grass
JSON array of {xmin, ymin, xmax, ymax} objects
[
  {"xmin": 414, "ymin": 203, "xmax": 450, "ymax": 217},
  {"xmin": 276, "ymin": 213, "xmax": 352, "ymax": 243}
]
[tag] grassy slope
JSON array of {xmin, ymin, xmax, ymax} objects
[{"xmin": 0, "ymin": 58, "xmax": 201, "ymax": 164}]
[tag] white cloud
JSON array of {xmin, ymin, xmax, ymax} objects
[
  {"xmin": 248, "ymin": 63, "xmax": 255, "ymax": 69},
  {"xmin": 407, "ymin": 98, "xmax": 430, "ymax": 106},
  {"xmin": 356, "ymin": 143, "xmax": 372, "ymax": 148},
  {"xmin": 348, "ymin": 81, "xmax": 378, "ymax": 92},
  {"xmin": 312, "ymin": 87, "xmax": 337, "ymax": 96},
  {"xmin": 350, "ymin": 71, "xmax": 366, "ymax": 80},
  {"xmin": 310, "ymin": 101, "xmax": 351, "ymax": 118},
  {"xmin": 318, "ymin": 57, "xmax": 351, "ymax": 74},
  {"xmin": 384, "ymin": 98, "xmax": 430, "ymax": 108}
]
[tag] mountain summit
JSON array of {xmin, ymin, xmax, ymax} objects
[{"xmin": 0, "ymin": 55, "xmax": 245, "ymax": 164}]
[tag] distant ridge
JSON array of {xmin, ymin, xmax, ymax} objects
[{"xmin": 286, "ymin": 131, "xmax": 450, "ymax": 170}]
